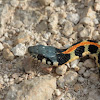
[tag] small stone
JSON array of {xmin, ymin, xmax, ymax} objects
[
  {"xmin": 3, "ymin": 49, "xmax": 14, "ymax": 61},
  {"xmin": 15, "ymin": 32, "xmax": 30, "ymax": 44},
  {"xmin": 79, "ymin": 28, "xmax": 89, "ymax": 38},
  {"xmin": 56, "ymin": 65, "xmax": 67, "ymax": 75},
  {"xmin": 71, "ymin": 59, "xmax": 79, "ymax": 68},
  {"xmin": 36, "ymin": 20, "xmax": 48, "ymax": 32},
  {"xmin": 0, "ymin": 42, "xmax": 4, "ymax": 51},
  {"xmin": 78, "ymin": 76, "xmax": 84, "ymax": 83},
  {"xmin": 94, "ymin": 3, "xmax": 100, "ymax": 11},
  {"xmin": 83, "ymin": 59, "xmax": 95, "ymax": 68},
  {"xmin": 83, "ymin": 7, "xmax": 96, "ymax": 19},
  {"xmin": 10, "ymin": 0, "xmax": 19, "ymax": 7},
  {"xmin": 49, "ymin": 13, "xmax": 58, "ymax": 30},
  {"xmin": 62, "ymin": 20, "xmax": 73, "ymax": 37},
  {"xmin": 57, "ymin": 71, "xmax": 78, "ymax": 88},
  {"xmin": 67, "ymin": 13, "xmax": 80, "ymax": 24},
  {"xmin": 90, "ymin": 73, "xmax": 99, "ymax": 83},
  {"xmin": 78, "ymin": 67, "xmax": 86, "ymax": 75},
  {"xmin": 80, "ymin": 17, "xmax": 94, "ymax": 26},
  {"xmin": 83, "ymin": 70, "xmax": 90, "ymax": 78},
  {"xmin": 74, "ymin": 83, "xmax": 83, "ymax": 92},
  {"xmin": 12, "ymin": 43, "xmax": 26, "ymax": 56},
  {"xmin": 55, "ymin": 89, "xmax": 61, "ymax": 96},
  {"xmin": 38, "ymin": 0, "xmax": 53, "ymax": 5},
  {"xmin": 92, "ymin": 31, "xmax": 99, "ymax": 40},
  {"xmin": 0, "ymin": 75, "xmax": 4, "ymax": 84}
]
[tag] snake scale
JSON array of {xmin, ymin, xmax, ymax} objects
[{"xmin": 28, "ymin": 40, "xmax": 100, "ymax": 72}]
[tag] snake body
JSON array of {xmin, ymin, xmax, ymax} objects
[{"xmin": 28, "ymin": 40, "xmax": 100, "ymax": 70}]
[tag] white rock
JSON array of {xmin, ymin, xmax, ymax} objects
[
  {"xmin": 80, "ymin": 17, "xmax": 94, "ymax": 26},
  {"xmin": 71, "ymin": 59, "xmax": 79, "ymax": 68},
  {"xmin": 62, "ymin": 20, "xmax": 73, "ymax": 36},
  {"xmin": 93, "ymin": 18, "xmax": 99, "ymax": 24},
  {"xmin": 0, "ymin": 42, "xmax": 4, "ymax": 51},
  {"xmin": 56, "ymin": 65, "xmax": 67, "ymax": 75},
  {"xmin": 79, "ymin": 28, "xmax": 89, "ymax": 38},
  {"xmin": 55, "ymin": 89, "xmax": 61, "ymax": 96},
  {"xmin": 94, "ymin": 3, "xmax": 100, "ymax": 11},
  {"xmin": 67, "ymin": 13, "xmax": 80, "ymax": 24},
  {"xmin": 12, "ymin": 43, "xmax": 26, "ymax": 56},
  {"xmin": 10, "ymin": 0, "xmax": 19, "ymax": 7}
]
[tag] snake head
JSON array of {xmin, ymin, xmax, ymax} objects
[{"xmin": 28, "ymin": 45, "xmax": 44, "ymax": 58}]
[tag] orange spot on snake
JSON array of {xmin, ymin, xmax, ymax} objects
[{"xmin": 62, "ymin": 41, "xmax": 100, "ymax": 54}]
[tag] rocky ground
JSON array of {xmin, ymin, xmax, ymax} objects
[{"xmin": 0, "ymin": 0, "xmax": 100, "ymax": 100}]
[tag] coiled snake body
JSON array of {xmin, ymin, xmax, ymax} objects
[{"xmin": 28, "ymin": 40, "xmax": 100, "ymax": 72}]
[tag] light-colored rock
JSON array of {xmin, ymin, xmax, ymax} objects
[
  {"xmin": 38, "ymin": 0, "xmax": 53, "ymax": 5},
  {"xmin": 12, "ymin": 43, "xmax": 26, "ymax": 56},
  {"xmin": 78, "ymin": 76, "xmax": 85, "ymax": 83},
  {"xmin": 83, "ymin": 59, "xmax": 95, "ymax": 68},
  {"xmin": 67, "ymin": 13, "xmax": 80, "ymax": 24},
  {"xmin": 49, "ymin": 13, "xmax": 58, "ymax": 30},
  {"xmin": 94, "ymin": 3, "xmax": 100, "ymax": 11},
  {"xmin": 83, "ymin": 70, "xmax": 90, "ymax": 78},
  {"xmin": 90, "ymin": 73, "xmax": 99, "ymax": 83},
  {"xmin": 3, "ymin": 49, "xmax": 14, "ymax": 61},
  {"xmin": 80, "ymin": 17, "xmax": 94, "ymax": 26},
  {"xmin": 55, "ymin": 89, "xmax": 61, "ymax": 96},
  {"xmin": 79, "ymin": 28, "xmax": 89, "ymax": 38},
  {"xmin": 56, "ymin": 65, "xmax": 67, "ymax": 75},
  {"xmin": 57, "ymin": 71, "xmax": 78, "ymax": 88},
  {"xmin": 5, "ymin": 75, "xmax": 56, "ymax": 100},
  {"xmin": 0, "ymin": 42, "xmax": 4, "ymax": 50},
  {"xmin": 15, "ymin": 32, "xmax": 31, "ymax": 44},
  {"xmin": 93, "ymin": 18, "xmax": 99, "ymax": 25},
  {"xmin": 71, "ymin": 59, "xmax": 79, "ymax": 68},
  {"xmin": 36, "ymin": 20, "xmax": 48, "ymax": 32},
  {"xmin": 62, "ymin": 20, "xmax": 73, "ymax": 36},
  {"xmin": 83, "ymin": 7, "xmax": 96, "ymax": 19},
  {"xmin": 78, "ymin": 67, "xmax": 86, "ymax": 75},
  {"xmin": 10, "ymin": 0, "xmax": 19, "ymax": 7}
]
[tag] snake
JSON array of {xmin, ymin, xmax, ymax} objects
[{"xmin": 28, "ymin": 40, "xmax": 100, "ymax": 72}]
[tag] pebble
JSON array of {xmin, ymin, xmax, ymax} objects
[
  {"xmin": 83, "ymin": 7, "xmax": 96, "ymax": 19},
  {"xmin": 49, "ymin": 13, "xmax": 58, "ymax": 30},
  {"xmin": 55, "ymin": 89, "xmax": 61, "ymax": 96},
  {"xmin": 83, "ymin": 59, "xmax": 95, "ymax": 68},
  {"xmin": 62, "ymin": 20, "xmax": 73, "ymax": 36},
  {"xmin": 15, "ymin": 32, "xmax": 31, "ymax": 44},
  {"xmin": 11, "ymin": 43, "xmax": 26, "ymax": 56},
  {"xmin": 80, "ymin": 17, "xmax": 94, "ymax": 26},
  {"xmin": 0, "ymin": 75, "xmax": 4, "ymax": 84},
  {"xmin": 94, "ymin": 3, "xmax": 100, "ymax": 11},
  {"xmin": 90, "ymin": 73, "xmax": 99, "ymax": 83},
  {"xmin": 79, "ymin": 28, "xmax": 89, "ymax": 38},
  {"xmin": 78, "ymin": 67, "xmax": 86, "ymax": 75},
  {"xmin": 71, "ymin": 59, "xmax": 79, "ymax": 69},
  {"xmin": 67, "ymin": 13, "xmax": 80, "ymax": 24},
  {"xmin": 56, "ymin": 65, "xmax": 67, "ymax": 75},
  {"xmin": 3, "ymin": 49, "xmax": 14, "ymax": 61},
  {"xmin": 74, "ymin": 83, "xmax": 83, "ymax": 92},
  {"xmin": 0, "ymin": 42, "xmax": 4, "ymax": 51},
  {"xmin": 57, "ymin": 71, "xmax": 78, "ymax": 88},
  {"xmin": 83, "ymin": 70, "xmax": 90, "ymax": 78},
  {"xmin": 10, "ymin": 0, "xmax": 19, "ymax": 7},
  {"xmin": 78, "ymin": 76, "xmax": 84, "ymax": 83}
]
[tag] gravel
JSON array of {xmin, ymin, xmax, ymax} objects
[{"xmin": 0, "ymin": 0, "xmax": 100, "ymax": 100}]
